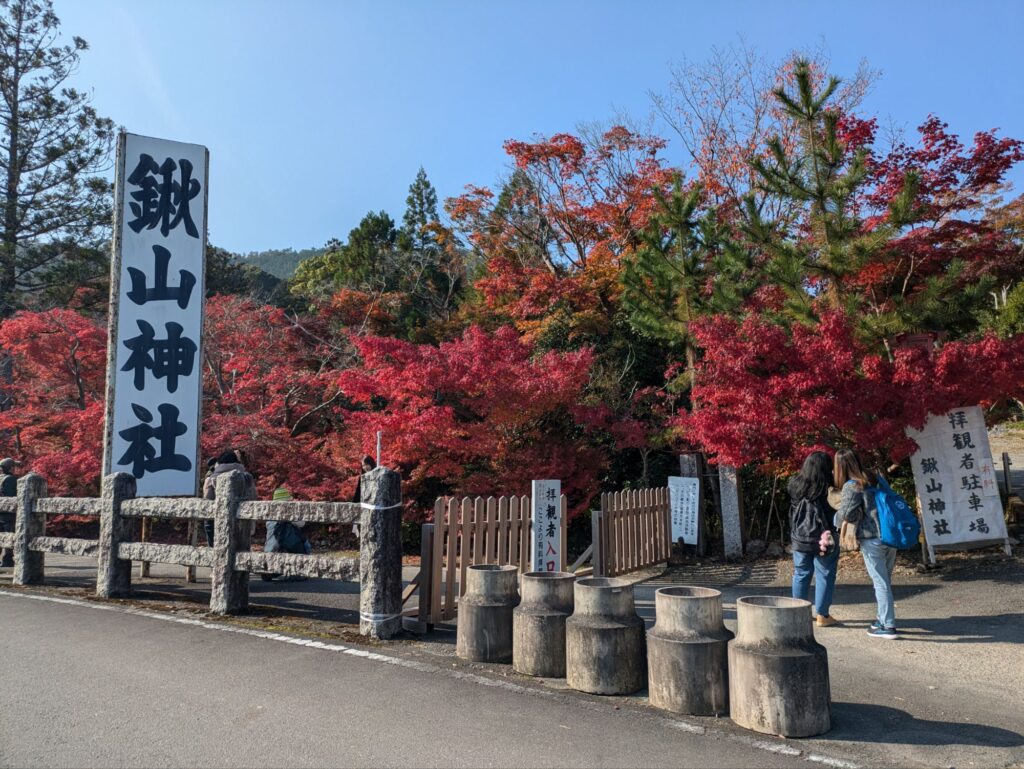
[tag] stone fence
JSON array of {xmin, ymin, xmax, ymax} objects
[{"xmin": 0, "ymin": 466, "xmax": 403, "ymax": 639}]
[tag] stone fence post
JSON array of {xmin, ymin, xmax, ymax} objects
[
  {"xmin": 210, "ymin": 469, "xmax": 255, "ymax": 615},
  {"xmin": 97, "ymin": 473, "xmax": 137, "ymax": 598},
  {"xmin": 359, "ymin": 466, "xmax": 402, "ymax": 639},
  {"xmin": 13, "ymin": 473, "xmax": 46, "ymax": 585},
  {"xmin": 719, "ymin": 465, "xmax": 745, "ymax": 560}
]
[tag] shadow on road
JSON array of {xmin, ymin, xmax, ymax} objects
[
  {"xmin": 872, "ymin": 613, "xmax": 1024, "ymax": 644},
  {"xmin": 828, "ymin": 702, "xmax": 1024, "ymax": 747}
]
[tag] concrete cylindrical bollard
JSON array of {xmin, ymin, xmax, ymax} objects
[
  {"xmin": 647, "ymin": 586, "xmax": 733, "ymax": 715},
  {"xmin": 728, "ymin": 596, "xmax": 831, "ymax": 737},
  {"xmin": 456, "ymin": 564, "xmax": 520, "ymax": 663},
  {"xmin": 513, "ymin": 571, "xmax": 575, "ymax": 677},
  {"xmin": 565, "ymin": 577, "xmax": 646, "ymax": 695}
]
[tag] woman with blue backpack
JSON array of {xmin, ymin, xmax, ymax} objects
[
  {"xmin": 788, "ymin": 451, "xmax": 841, "ymax": 627},
  {"xmin": 834, "ymin": 448, "xmax": 919, "ymax": 640}
]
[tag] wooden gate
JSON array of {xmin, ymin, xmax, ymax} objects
[
  {"xmin": 412, "ymin": 494, "xmax": 567, "ymax": 626},
  {"xmin": 592, "ymin": 487, "xmax": 671, "ymax": 577}
]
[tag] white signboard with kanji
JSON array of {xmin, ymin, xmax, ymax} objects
[
  {"xmin": 668, "ymin": 476, "xmax": 700, "ymax": 545},
  {"xmin": 531, "ymin": 479, "xmax": 562, "ymax": 572},
  {"xmin": 907, "ymin": 406, "xmax": 1009, "ymax": 562},
  {"xmin": 102, "ymin": 133, "xmax": 208, "ymax": 497}
]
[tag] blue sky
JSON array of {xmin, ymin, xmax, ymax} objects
[{"xmin": 55, "ymin": 0, "xmax": 1024, "ymax": 255}]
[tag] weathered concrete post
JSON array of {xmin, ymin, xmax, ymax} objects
[
  {"xmin": 566, "ymin": 577, "xmax": 646, "ymax": 695},
  {"xmin": 718, "ymin": 465, "xmax": 745, "ymax": 560},
  {"xmin": 13, "ymin": 473, "xmax": 46, "ymax": 585},
  {"xmin": 209, "ymin": 469, "xmax": 255, "ymax": 614},
  {"xmin": 729, "ymin": 596, "xmax": 831, "ymax": 737},
  {"xmin": 359, "ymin": 466, "xmax": 403, "ymax": 639},
  {"xmin": 647, "ymin": 586, "xmax": 733, "ymax": 715},
  {"xmin": 513, "ymin": 571, "xmax": 575, "ymax": 677},
  {"xmin": 456, "ymin": 564, "xmax": 520, "ymax": 662},
  {"xmin": 96, "ymin": 473, "xmax": 136, "ymax": 598}
]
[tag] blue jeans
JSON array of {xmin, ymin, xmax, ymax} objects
[
  {"xmin": 792, "ymin": 546, "xmax": 839, "ymax": 617},
  {"xmin": 860, "ymin": 537, "xmax": 896, "ymax": 629}
]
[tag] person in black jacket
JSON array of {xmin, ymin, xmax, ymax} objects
[
  {"xmin": 350, "ymin": 455, "xmax": 376, "ymax": 504},
  {"xmin": 789, "ymin": 451, "xmax": 841, "ymax": 627},
  {"xmin": 0, "ymin": 457, "xmax": 17, "ymax": 567}
]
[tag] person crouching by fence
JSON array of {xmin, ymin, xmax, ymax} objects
[
  {"xmin": 261, "ymin": 487, "xmax": 311, "ymax": 582},
  {"xmin": 350, "ymin": 455, "xmax": 376, "ymax": 539},
  {"xmin": 201, "ymin": 450, "xmax": 248, "ymax": 546},
  {"xmin": 350, "ymin": 455, "xmax": 376, "ymax": 504},
  {"xmin": 789, "ymin": 451, "xmax": 841, "ymax": 627}
]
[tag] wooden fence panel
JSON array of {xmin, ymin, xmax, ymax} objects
[
  {"xmin": 595, "ymin": 486, "xmax": 672, "ymax": 578},
  {"xmin": 508, "ymin": 496, "xmax": 520, "ymax": 568},
  {"xmin": 519, "ymin": 495, "xmax": 531, "ymax": 572},
  {"xmin": 490, "ymin": 499, "xmax": 499, "ymax": 565},
  {"xmin": 421, "ymin": 492, "xmax": 569, "ymax": 624},
  {"xmin": 431, "ymin": 498, "xmax": 445, "ymax": 622}
]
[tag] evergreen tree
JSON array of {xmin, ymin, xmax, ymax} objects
[
  {"xmin": 0, "ymin": 0, "xmax": 115, "ymax": 315},
  {"xmin": 291, "ymin": 211, "xmax": 401, "ymax": 299},
  {"xmin": 740, "ymin": 58, "xmax": 999, "ymax": 350},
  {"xmin": 402, "ymin": 167, "xmax": 439, "ymax": 253},
  {"xmin": 621, "ymin": 175, "xmax": 755, "ymax": 383},
  {"xmin": 741, "ymin": 60, "xmax": 896, "ymax": 323}
]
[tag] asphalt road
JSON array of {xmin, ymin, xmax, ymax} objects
[
  {"xmin": 4, "ymin": 553, "xmax": 1023, "ymax": 768},
  {"xmin": 0, "ymin": 592, "xmax": 803, "ymax": 769}
]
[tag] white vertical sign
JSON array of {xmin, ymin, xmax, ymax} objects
[
  {"xmin": 907, "ymin": 406, "xmax": 1008, "ymax": 561},
  {"xmin": 668, "ymin": 476, "xmax": 700, "ymax": 545},
  {"xmin": 102, "ymin": 133, "xmax": 208, "ymax": 497},
  {"xmin": 531, "ymin": 479, "xmax": 561, "ymax": 572}
]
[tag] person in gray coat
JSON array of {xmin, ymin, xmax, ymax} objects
[{"xmin": 834, "ymin": 448, "xmax": 898, "ymax": 639}]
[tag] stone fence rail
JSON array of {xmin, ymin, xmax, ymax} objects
[{"xmin": 2, "ymin": 466, "xmax": 403, "ymax": 640}]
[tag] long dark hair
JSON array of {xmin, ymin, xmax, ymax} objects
[
  {"xmin": 833, "ymin": 448, "xmax": 877, "ymax": 489},
  {"xmin": 788, "ymin": 451, "xmax": 833, "ymax": 501}
]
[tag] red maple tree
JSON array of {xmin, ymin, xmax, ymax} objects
[
  {"xmin": 0, "ymin": 309, "xmax": 106, "ymax": 495},
  {"xmin": 337, "ymin": 325, "xmax": 602, "ymax": 517}
]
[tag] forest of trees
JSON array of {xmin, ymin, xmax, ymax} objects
[
  {"xmin": 239, "ymin": 247, "xmax": 323, "ymax": 279},
  {"xmin": 2, "ymin": 1, "xmax": 1023, "ymax": 548}
]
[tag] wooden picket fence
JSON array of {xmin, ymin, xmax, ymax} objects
[
  {"xmin": 408, "ymin": 494, "xmax": 567, "ymax": 626},
  {"xmin": 592, "ymin": 487, "xmax": 671, "ymax": 577}
]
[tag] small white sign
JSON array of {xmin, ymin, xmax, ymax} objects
[
  {"xmin": 531, "ymin": 479, "xmax": 561, "ymax": 572},
  {"xmin": 668, "ymin": 476, "xmax": 700, "ymax": 545},
  {"xmin": 907, "ymin": 406, "xmax": 1008, "ymax": 560},
  {"xmin": 103, "ymin": 133, "xmax": 208, "ymax": 497}
]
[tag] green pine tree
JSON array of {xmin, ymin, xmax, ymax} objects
[
  {"xmin": 402, "ymin": 167, "xmax": 439, "ymax": 253},
  {"xmin": 0, "ymin": 0, "xmax": 115, "ymax": 315},
  {"xmin": 622, "ymin": 175, "xmax": 756, "ymax": 384}
]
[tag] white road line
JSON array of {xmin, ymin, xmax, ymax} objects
[
  {"xmin": 805, "ymin": 753, "xmax": 861, "ymax": 769},
  {"xmin": 750, "ymin": 740, "xmax": 804, "ymax": 756}
]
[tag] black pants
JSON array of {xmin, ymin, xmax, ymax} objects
[
  {"xmin": 0, "ymin": 512, "xmax": 14, "ymax": 567},
  {"xmin": 203, "ymin": 519, "xmax": 215, "ymax": 547}
]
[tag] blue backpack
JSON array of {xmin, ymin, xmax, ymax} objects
[{"xmin": 873, "ymin": 476, "xmax": 921, "ymax": 550}]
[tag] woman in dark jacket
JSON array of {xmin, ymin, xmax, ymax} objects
[{"xmin": 789, "ymin": 451, "xmax": 841, "ymax": 627}]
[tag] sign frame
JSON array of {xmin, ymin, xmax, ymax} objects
[
  {"xmin": 530, "ymin": 479, "xmax": 562, "ymax": 572},
  {"xmin": 668, "ymin": 475, "xmax": 700, "ymax": 545},
  {"xmin": 907, "ymin": 406, "xmax": 1011, "ymax": 564},
  {"xmin": 101, "ymin": 131, "xmax": 209, "ymax": 497}
]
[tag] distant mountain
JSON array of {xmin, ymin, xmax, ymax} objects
[{"xmin": 238, "ymin": 247, "xmax": 324, "ymax": 279}]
